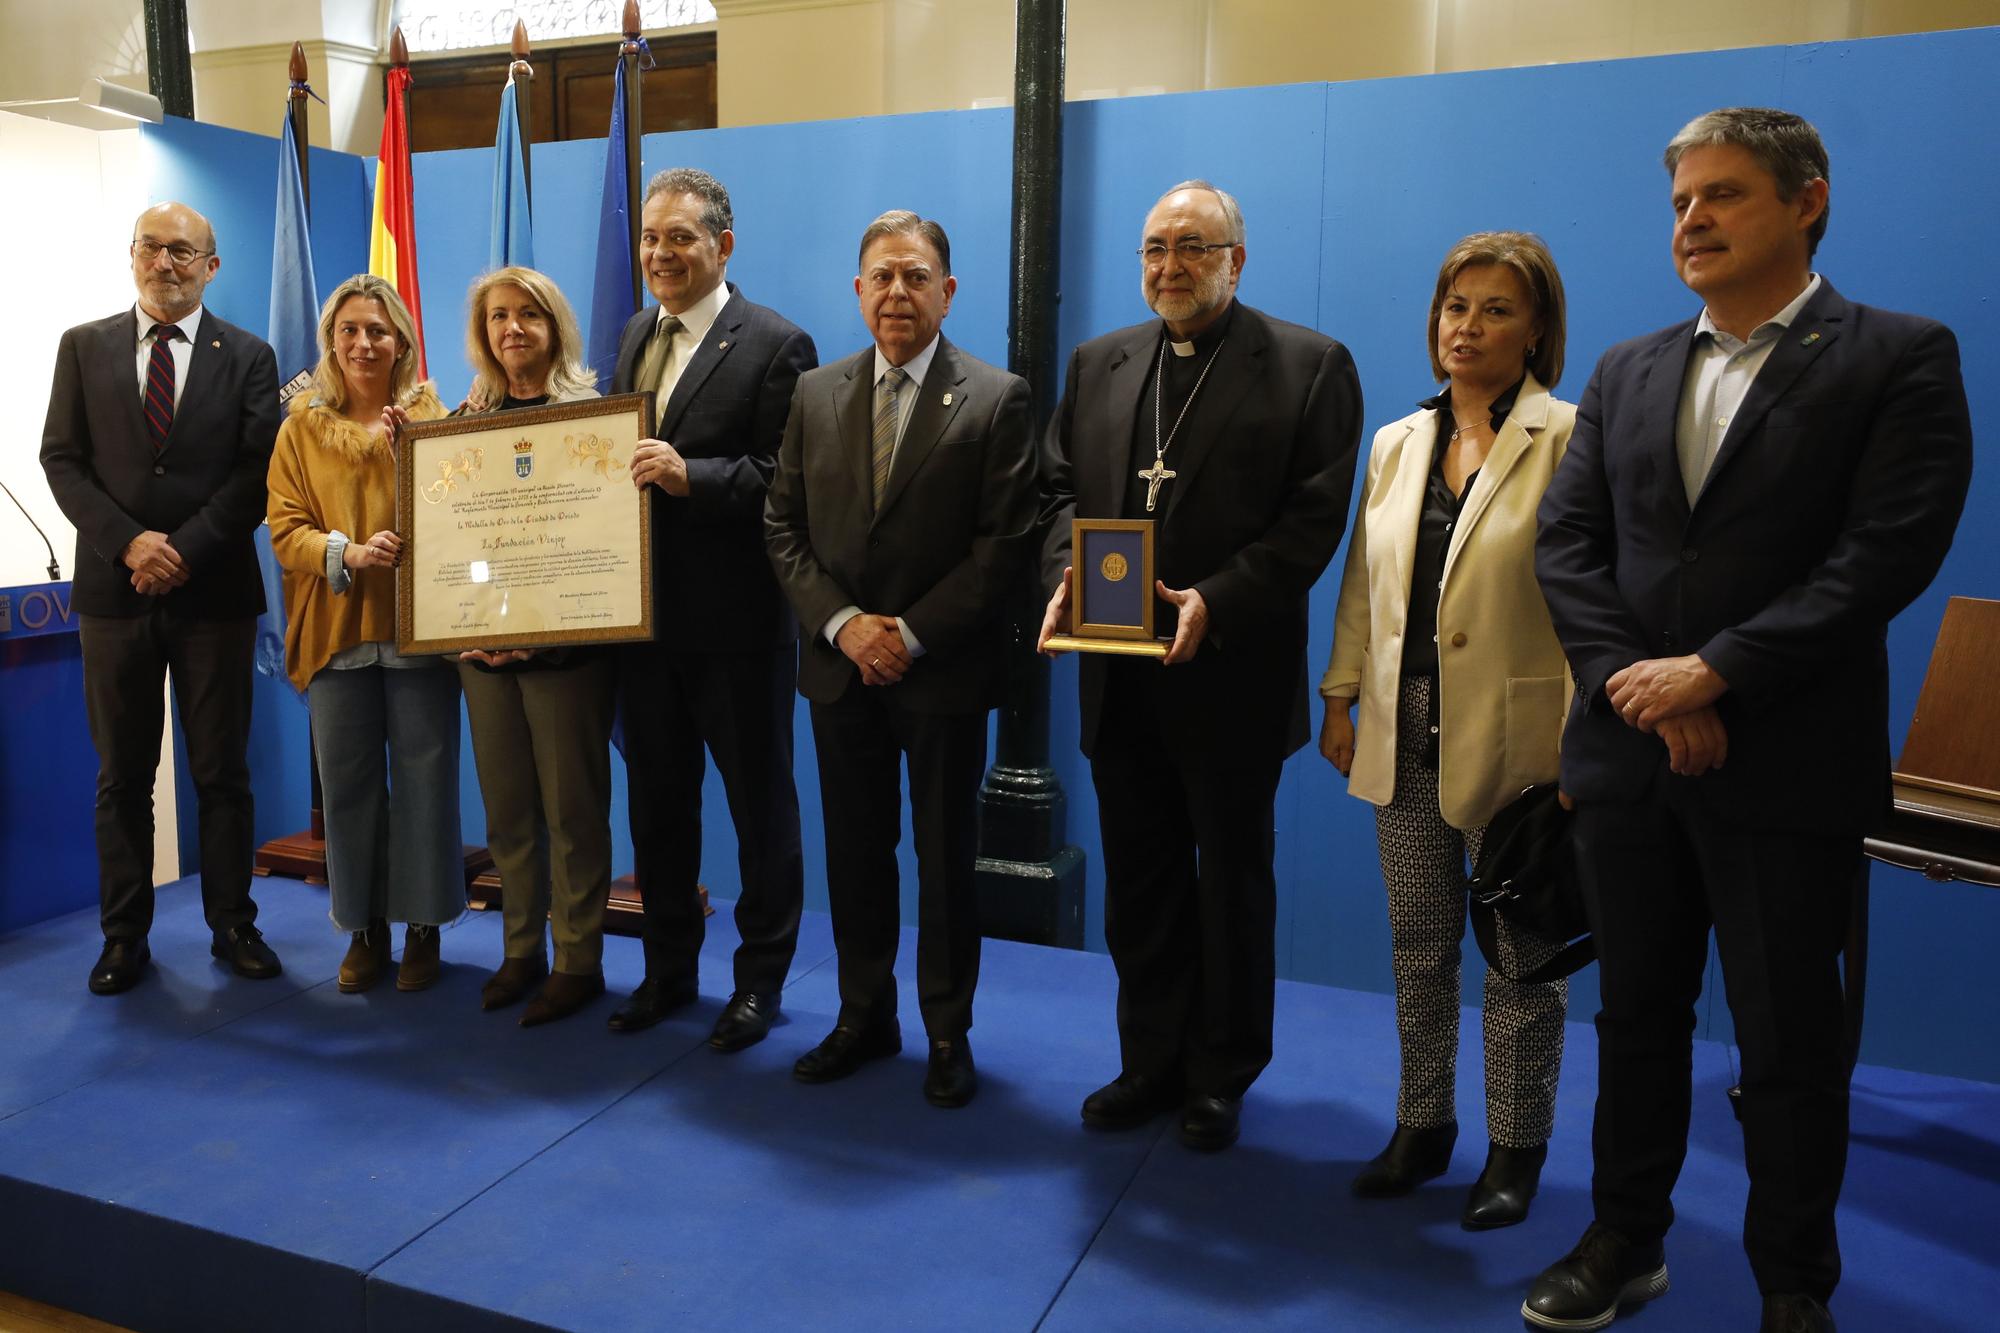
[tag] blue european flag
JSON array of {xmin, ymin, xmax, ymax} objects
[
  {"xmin": 268, "ymin": 114, "xmax": 319, "ymax": 409},
  {"xmin": 490, "ymin": 77, "xmax": 535, "ymax": 270},
  {"xmin": 587, "ymin": 56, "xmax": 639, "ymax": 389}
]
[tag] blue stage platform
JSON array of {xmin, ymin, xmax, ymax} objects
[{"xmin": 0, "ymin": 877, "xmax": 1994, "ymax": 1332}]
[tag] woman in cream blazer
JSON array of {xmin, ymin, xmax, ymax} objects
[{"xmin": 1319, "ymin": 232, "xmax": 1576, "ymax": 1230}]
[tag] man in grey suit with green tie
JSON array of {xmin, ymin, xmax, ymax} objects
[{"xmin": 765, "ymin": 210, "xmax": 1037, "ymax": 1108}]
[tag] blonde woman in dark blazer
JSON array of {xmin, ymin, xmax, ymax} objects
[{"xmin": 1319, "ymin": 232, "xmax": 1576, "ymax": 1229}]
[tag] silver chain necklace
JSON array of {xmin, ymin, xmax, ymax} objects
[{"xmin": 1138, "ymin": 332, "xmax": 1227, "ymax": 513}]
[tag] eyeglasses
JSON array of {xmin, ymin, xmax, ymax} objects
[
  {"xmin": 131, "ymin": 240, "xmax": 214, "ymax": 268},
  {"xmin": 1137, "ymin": 240, "xmax": 1236, "ymax": 266}
]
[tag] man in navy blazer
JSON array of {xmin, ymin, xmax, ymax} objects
[
  {"xmin": 607, "ymin": 169, "xmax": 817, "ymax": 1049},
  {"xmin": 1528, "ymin": 110, "xmax": 1973, "ymax": 1333},
  {"xmin": 40, "ymin": 201, "xmax": 283, "ymax": 995}
]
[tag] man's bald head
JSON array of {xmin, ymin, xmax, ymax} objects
[{"xmin": 130, "ymin": 201, "xmax": 220, "ymax": 323}]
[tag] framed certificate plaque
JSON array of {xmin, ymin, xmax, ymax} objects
[
  {"xmin": 396, "ymin": 393, "xmax": 655, "ymax": 654},
  {"xmin": 1043, "ymin": 517, "xmax": 1170, "ymax": 658}
]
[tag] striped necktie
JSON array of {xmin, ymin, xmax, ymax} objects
[
  {"xmin": 144, "ymin": 324, "xmax": 181, "ymax": 452},
  {"xmin": 872, "ymin": 366, "xmax": 907, "ymax": 509}
]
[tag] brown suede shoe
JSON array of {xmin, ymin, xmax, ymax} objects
[
  {"xmin": 396, "ymin": 924, "xmax": 442, "ymax": 992},
  {"xmin": 337, "ymin": 920, "xmax": 391, "ymax": 993},
  {"xmin": 481, "ymin": 955, "xmax": 549, "ymax": 1011},
  {"xmin": 520, "ymin": 971, "xmax": 605, "ymax": 1027}
]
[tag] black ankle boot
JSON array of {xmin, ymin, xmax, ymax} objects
[
  {"xmin": 1352, "ymin": 1122, "xmax": 1457, "ymax": 1197},
  {"xmin": 1463, "ymin": 1141, "xmax": 1547, "ymax": 1230}
]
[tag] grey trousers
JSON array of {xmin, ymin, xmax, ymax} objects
[
  {"xmin": 308, "ymin": 662, "xmax": 464, "ymax": 931},
  {"xmin": 1372, "ymin": 674, "xmax": 1566, "ymax": 1147}
]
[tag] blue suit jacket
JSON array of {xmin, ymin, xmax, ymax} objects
[
  {"xmin": 614, "ymin": 283, "xmax": 816, "ymax": 651},
  {"xmin": 1535, "ymin": 278, "xmax": 1973, "ymax": 834}
]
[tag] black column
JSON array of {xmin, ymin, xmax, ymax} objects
[
  {"xmin": 974, "ymin": 0, "xmax": 1086, "ymax": 950},
  {"xmin": 143, "ymin": 0, "xmax": 195, "ymax": 120}
]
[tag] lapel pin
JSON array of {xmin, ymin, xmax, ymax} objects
[
  {"xmin": 211, "ymin": 339, "xmax": 221, "ymax": 348},
  {"xmin": 941, "ymin": 392, "xmax": 954, "ymax": 406},
  {"xmin": 717, "ymin": 341, "xmax": 728, "ymax": 350},
  {"xmin": 1800, "ymin": 331, "xmax": 1821, "ymax": 346}
]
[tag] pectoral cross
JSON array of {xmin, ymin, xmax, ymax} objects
[{"xmin": 1138, "ymin": 456, "xmax": 1177, "ymax": 512}]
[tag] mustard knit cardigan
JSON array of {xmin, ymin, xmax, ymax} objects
[{"xmin": 267, "ymin": 387, "xmax": 446, "ymax": 690}]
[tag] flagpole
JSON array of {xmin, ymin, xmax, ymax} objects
[
  {"xmin": 254, "ymin": 41, "xmax": 330, "ymax": 885},
  {"xmin": 621, "ymin": 1, "xmax": 643, "ymax": 308},
  {"xmin": 510, "ymin": 20, "xmax": 535, "ymax": 206},
  {"xmin": 287, "ymin": 43, "xmax": 321, "ymax": 850},
  {"xmin": 287, "ymin": 43, "xmax": 311, "ymax": 208}
]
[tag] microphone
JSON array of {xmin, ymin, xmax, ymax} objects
[{"xmin": 0, "ymin": 478, "xmax": 62, "ymax": 581}]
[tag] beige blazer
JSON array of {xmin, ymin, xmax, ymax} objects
[{"xmin": 1319, "ymin": 373, "xmax": 1577, "ymax": 829}]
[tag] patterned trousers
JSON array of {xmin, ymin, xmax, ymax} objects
[{"xmin": 1372, "ymin": 674, "xmax": 1566, "ymax": 1147}]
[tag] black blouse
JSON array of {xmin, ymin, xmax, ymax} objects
[
  {"xmin": 1399, "ymin": 377, "xmax": 1522, "ymax": 680},
  {"xmin": 1398, "ymin": 378, "xmax": 1522, "ymax": 767}
]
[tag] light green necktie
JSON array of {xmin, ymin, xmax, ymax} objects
[{"xmin": 637, "ymin": 315, "xmax": 683, "ymax": 398}]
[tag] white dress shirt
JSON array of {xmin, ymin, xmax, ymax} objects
[
  {"xmin": 134, "ymin": 304, "xmax": 202, "ymax": 412},
  {"xmin": 650, "ymin": 278, "xmax": 731, "ymax": 403},
  {"xmin": 1676, "ymin": 274, "xmax": 1821, "ymax": 503}
]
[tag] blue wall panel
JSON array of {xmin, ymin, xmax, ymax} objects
[{"xmin": 83, "ymin": 27, "xmax": 1997, "ymax": 1080}]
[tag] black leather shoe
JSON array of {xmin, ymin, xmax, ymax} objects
[
  {"xmin": 1461, "ymin": 1140, "xmax": 1546, "ymax": 1230},
  {"xmin": 1522, "ymin": 1222, "xmax": 1668, "ymax": 1330},
  {"xmin": 923, "ymin": 1038, "xmax": 977, "ymax": 1108},
  {"xmin": 605, "ymin": 976, "xmax": 697, "ymax": 1033},
  {"xmin": 211, "ymin": 923, "xmax": 282, "ymax": 980},
  {"xmin": 708, "ymin": 991, "xmax": 780, "ymax": 1052},
  {"xmin": 1081, "ymin": 1073, "xmax": 1181, "ymax": 1130},
  {"xmin": 481, "ymin": 956, "xmax": 548, "ymax": 1011},
  {"xmin": 88, "ymin": 938, "xmax": 150, "ymax": 996},
  {"xmin": 1352, "ymin": 1122, "xmax": 1458, "ymax": 1198},
  {"xmin": 1179, "ymin": 1094, "xmax": 1242, "ymax": 1150},
  {"xmin": 520, "ymin": 971, "xmax": 605, "ymax": 1028},
  {"xmin": 1761, "ymin": 1293, "xmax": 1836, "ymax": 1333},
  {"xmin": 792, "ymin": 1021, "xmax": 901, "ymax": 1083}
]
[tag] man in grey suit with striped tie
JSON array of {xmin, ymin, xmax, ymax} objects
[{"xmin": 765, "ymin": 211, "xmax": 1037, "ymax": 1108}]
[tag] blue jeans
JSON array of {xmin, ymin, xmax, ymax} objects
[{"xmin": 308, "ymin": 663, "xmax": 464, "ymax": 930}]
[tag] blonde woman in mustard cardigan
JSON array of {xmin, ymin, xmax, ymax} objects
[{"xmin": 268, "ymin": 273, "xmax": 458, "ymax": 995}]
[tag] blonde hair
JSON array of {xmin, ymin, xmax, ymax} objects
[
  {"xmin": 313, "ymin": 274, "xmax": 427, "ymax": 410},
  {"xmin": 1426, "ymin": 231, "xmax": 1567, "ymax": 388},
  {"xmin": 464, "ymin": 266, "xmax": 597, "ymax": 405}
]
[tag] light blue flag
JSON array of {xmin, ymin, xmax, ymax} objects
[
  {"xmin": 489, "ymin": 78, "xmax": 535, "ymax": 270},
  {"xmin": 268, "ymin": 114, "xmax": 319, "ymax": 409},
  {"xmin": 264, "ymin": 113, "xmax": 320, "ymax": 699},
  {"xmin": 587, "ymin": 56, "xmax": 639, "ymax": 389}
]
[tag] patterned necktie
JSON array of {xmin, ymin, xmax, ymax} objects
[
  {"xmin": 637, "ymin": 315, "xmax": 683, "ymax": 399},
  {"xmin": 872, "ymin": 366, "xmax": 907, "ymax": 509},
  {"xmin": 144, "ymin": 324, "xmax": 181, "ymax": 452}
]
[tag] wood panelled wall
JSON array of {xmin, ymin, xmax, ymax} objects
[{"xmin": 398, "ymin": 33, "xmax": 716, "ymax": 152}]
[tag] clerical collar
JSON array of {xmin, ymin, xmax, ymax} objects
[
  {"xmin": 1420, "ymin": 373, "xmax": 1525, "ymax": 432},
  {"xmin": 1161, "ymin": 300, "xmax": 1235, "ymax": 359}
]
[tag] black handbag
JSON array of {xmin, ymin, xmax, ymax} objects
[{"xmin": 1468, "ymin": 782, "xmax": 1596, "ymax": 984}]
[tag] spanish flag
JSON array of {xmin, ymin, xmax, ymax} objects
[{"xmin": 369, "ymin": 63, "xmax": 427, "ymax": 376}]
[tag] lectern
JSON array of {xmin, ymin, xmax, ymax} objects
[{"xmin": 1850, "ymin": 596, "xmax": 2000, "ymax": 1069}]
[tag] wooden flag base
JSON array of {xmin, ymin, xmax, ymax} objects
[{"xmin": 464, "ymin": 870, "xmax": 711, "ymax": 934}]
